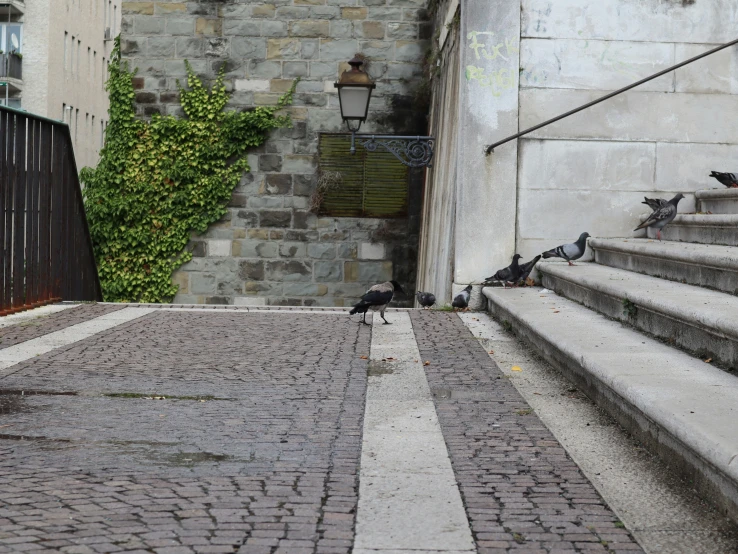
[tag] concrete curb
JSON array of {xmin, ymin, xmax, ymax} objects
[{"xmin": 483, "ymin": 286, "xmax": 738, "ymax": 524}]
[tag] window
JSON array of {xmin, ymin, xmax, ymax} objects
[
  {"xmin": 113, "ymin": 5, "xmax": 117, "ymax": 36},
  {"xmin": 102, "ymin": 56, "xmax": 106, "ymax": 87},
  {"xmin": 317, "ymin": 133, "xmax": 409, "ymax": 218},
  {"xmin": 93, "ymin": 51, "xmax": 96, "ymax": 81},
  {"xmin": 64, "ymin": 32, "xmax": 69, "ymax": 70},
  {"xmin": 0, "ymin": 24, "xmax": 23, "ymax": 55},
  {"xmin": 70, "ymin": 35, "xmax": 75, "ymax": 74},
  {"xmin": 87, "ymin": 47, "xmax": 91, "ymax": 80},
  {"xmin": 100, "ymin": 119, "xmax": 104, "ymax": 148},
  {"xmin": 77, "ymin": 40, "xmax": 81, "ymax": 77},
  {"xmin": 75, "ymin": 108, "xmax": 79, "ymax": 142}
]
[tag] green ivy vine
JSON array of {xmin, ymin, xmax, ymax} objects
[{"xmin": 81, "ymin": 38, "xmax": 295, "ymax": 303}]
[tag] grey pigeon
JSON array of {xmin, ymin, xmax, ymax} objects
[
  {"xmin": 350, "ymin": 280, "xmax": 405, "ymax": 325},
  {"xmin": 542, "ymin": 232, "xmax": 590, "ymax": 266},
  {"xmin": 416, "ymin": 291, "xmax": 436, "ymax": 309},
  {"xmin": 484, "ymin": 254, "xmax": 522, "ymax": 288},
  {"xmin": 452, "ymin": 285, "xmax": 472, "ymax": 310},
  {"xmin": 642, "ymin": 197, "xmax": 668, "ymax": 211},
  {"xmin": 709, "ymin": 171, "xmax": 738, "ymax": 188},
  {"xmin": 634, "ymin": 193, "xmax": 684, "ymax": 240},
  {"xmin": 517, "ymin": 255, "xmax": 541, "ymax": 285}
]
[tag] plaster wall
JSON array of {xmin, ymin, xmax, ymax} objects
[{"xmin": 22, "ymin": 0, "xmax": 120, "ymax": 170}]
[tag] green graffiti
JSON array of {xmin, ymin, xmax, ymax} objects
[
  {"xmin": 467, "ymin": 31, "xmax": 519, "ymax": 62},
  {"xmin": 465, "ymin": 65, "xmax": 515, "ymax": 96}
]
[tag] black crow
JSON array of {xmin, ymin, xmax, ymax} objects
[{"xmin": 350, "ymin": 280, "xmax": 405, "ymax": 325}]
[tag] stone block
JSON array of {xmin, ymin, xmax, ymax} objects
[
  {"xmin": 359, "ymin": 40, "xmax": 394, "ymax": 59},
  {"xmin": 135, "ymin": 16, "xmax": 165, "ymax": 34},
  {"xmin": 239, "ymin": 260, "xmax": 265, "ymax": 280},
  {"xmin": 280, "ymin": 242, "xmax": 307, "ymax": 258},
  {"xmin": 284, "ymin": 197, "xmax": 308, "ymax": 209},
  {"xmin": 342, "ymin": 7, "xmax": 367, "ymax": 19},
  {"xmin": 277, "ymin": 6, "xmax": 311, "ymax": 18},
  {"xmin": 293, "ymin": 174, "xmax": 316, "ymax": 196},
  {"xmin": 264, "ymin": 174, "xmax": 293, "ymax": 195},
  {"xmin": 235, "ymin": 79, "xmax": 270, "ymax": 92},
  {"xmin": 148, "ymin": 36, "xmax": 176, "ymax": 58},
  {"xmin": 520, "ymin": 38, "xmax": 674, "ymax": 92},
  {"xmin": 290, "ymin": 20, "xmax": 330, "ymax": 37},
  {"xmin": 315, "ymin": 261, "xmax": 343, "ymax": 281},
  {"xmin": 337, "ymin": 242, "xmax": 358, "ymax": 259},
  {"xmin": 122, "ymin": 2, "xmax": 154, "ymax": 15},
  {"xmin": 166, "ymin": 17, "xmax": 195, "ymax": 35},
  {"xmin": 368, "ymin": 7, "xmax": 402, "ymax": 20},
  {"xmin": 395, "ymin": 39, "xmax": 427, "ymax": 62},
  {"xmin": 224, "ymin": 19, "xmax": 261, "ymax": 36},
  {"xmin": 344, "ymin": 261, "xmax": 392, "ymax": 282},
  {"xmin": 359, "ymin": 242, "xmax": 386, "ymax": 260},
  {"xmin": 172, "ymin": 271, "xmax": 189, "ymax": 294},
  {"xmin": 217, "ymin": 278, "xmax": 241, "ymax": 296},
  {"xmin": 285, "ymin": 229, "xmax": 319, "ymax": 241},
  {"xmin": 252, "ymin": 3, "xmax": 276, "ymax": 17},
  {"xmin": 262, "ymin": 20, "xmax": 289, "ymax": 37},
  {"xmin": 518, "ymin": 139, "xmax": 656, "ymax": 192},
  {"xmin": 248, "ymin": 197, "xmax": 283, "ymax": 208},
  {"xmin": 281, "ymin": 154, "xmax": 316, "ymax": 174},
  {"xmin": 655, "ymin": 142, "xmax": 738, "ymax": 192},
  {"xmin": 258, "ymin": 154, "xmax": 283, "ymax": 172},
  {"xmin": 267, "ymin": 38, "xmax": 302, "ymax": 59},
  {"xmin": 246, "ymin": 60, "xmax": 283, "ymax": 78},
  {"xmin": 319, "ymin": 39, "xmax": 360, "ymax": 61},
  {"xmin": 135, "ymin": 91, "xmax": 157, "ymax": 104},
  {"xmin": 308, "ymin": 243, "xmax": 336, "ymax": 259},
  {"xmin": 293, "ymin": 210, "xmax": 318, "ymax": 230},
  {"xmin": 283, "ymin": 283, "xmax": 329, "ymax": 296},
  {"xmin": 240, "ymin": 241, "xmax": 279, "ymax": 258},
  {"xmin": 176, "ymin": 37, "xmax": 203, "ymax": 57},
  {"xmin": 266, "ymin": 260, "xmax": 313, "ymax": 281},
  {"xmin": 233, "ymin": 296, "xmax": 267, "ymax": 306},
  {"xmin": 248, "ymin": 228, "xmax": 270, "ymax": 240},
  {"xmin": 244, "ymin": 281, "xmax": 283, "ymax": 294},
  {"xmin": 232, "ymin": 210, "xmax": 259, "ymax": 228},
  {"xmin": 191, "ymin": 273, "xmax": 216, "ymax": 294},
  {"xmin": 283, "ymin": 61, "xmax": 309, "ymax": 78},
  {"xmin": 154, "ymin": 2, "xmax": 186, "ymax": 14},
  {"xmin": 301, "ymin": 40, "xmax": 320, "ymax": 59},
  {"xmin": 232, "ymin": 37, "xmax": 267, "ymax": 59},
  {"xmin": 675, "ymin": 43, "xmax": 736, "ymax": 94},
  {"xmin": 270, "ymin": 79, "xmax": 296, "ymax": 92},
  {"xmin": 190, "ymin": 240, "xmax": 206, "ymax": 257},
  {"xmin": 360, "ymin": 21, "xmax": 386, "ymax": 39},
  {"xmin": 295, "ymin": 0, "xmax": 324, "ymax": 4},
  {"xmin": 195, "ymin": 18, "xmax": 222, "ymax": 36},
  {"xmin": 386, "ymin": 62, "xmax": 422, "ymax": 79},
  {"xmin": 329, "ymin": 20, "xmax": 354, "ymax": 38},
  {"xmin": 386, "ymin": 22, "xmax": 417, "ymax": 39},
  {"xmin": 260, "ymin": 210, "xmax": 292, "ymax": 227},
  {"xmin": 311, "ymin": 6, "xmax": 341, "ymax": 19},
  {"xmin": 208, "ymin": 240, "xmax": 231, "ymax": 257}
]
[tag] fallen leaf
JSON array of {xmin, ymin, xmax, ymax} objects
[
  {"xmin": 533, "ymin": 392, "xmax": 542, "ymax": 395},
  {"xmin": 0, "ymin": 424, "xmax": 13, "ymax": 429},
  {"xmin": 553, "ymin": 310, "xmax": 560, "ymax": 313},
  {"xmin": 704, "ymin": 358, "xmax": 713, "ymax": 363},
  {"xmin": 199, "ymin": 400, "xmax": 206, "ymax": 403},
  {"xmin": 488, "ymin": 350, "xmax": 494, "ymax": 354},
  {"xmin": 424, "ymin": 361, "xmax": 430, "ymax": 366},
  {"xmin": 511, "ymin": 366, "xmax": 522, "ymax": 372},
  {"xmin": 360, "ymin": 355, "xmax": 368, "ymax": 360},
  {"xmin": 525, "ymin": 277, "xmax": 534, "ymax": 287},
  {"xmin": 386, "ymin": 357, "xmax": 395, "ymax": 360}
]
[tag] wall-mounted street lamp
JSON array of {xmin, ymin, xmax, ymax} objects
[{"xmin": 334, "ymin": 56, "xmax": 435, "ymax": 168}]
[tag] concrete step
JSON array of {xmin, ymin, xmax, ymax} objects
[
  {"xmin": 537, "ymin": 261, "xmax": 738, "ymax": 370},
  {"xmin": 697, "ymin": 188, "xmax": 738, "ymax": 214},
  {"xmin": 649, "ymin": 214, "xmax": 738, "ymax": 246},
  {"xmin": 590, "ymin": 238, "xmax": 738, "ymax": 295},
  {"xmin": 483, "ymin": 286, "xmax": 738, "ymax": 523}
]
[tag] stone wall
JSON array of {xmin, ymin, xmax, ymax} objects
[{"xmin": 119, "ymin": 0, "xmax": 430, "ymax": 306}]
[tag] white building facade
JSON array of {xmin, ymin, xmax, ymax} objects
[{"xmin": 1, "ymin": 0, "xmax": 121, "ymax": 169}]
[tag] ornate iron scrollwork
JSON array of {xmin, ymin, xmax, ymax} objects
[{"xmin": 355, "ymin": 135, "xmax": 435, "ymax": 168}]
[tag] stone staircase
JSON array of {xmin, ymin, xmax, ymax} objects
[{"xmin": 483, "ymin": 188, "xmax": 738, "ymax": 523}]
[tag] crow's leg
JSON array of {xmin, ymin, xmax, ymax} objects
[
  {"xmin": 381, "ymin": 309, "xmax": 391, "ymax": 325},
  {"xmin": 361, "ymin": 312, "xmax": 370, "ymax": 325}
]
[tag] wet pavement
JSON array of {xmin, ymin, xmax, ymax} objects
[{"xmin": 0, "ymin": 303, "xmax": 697, "ymax": 553}]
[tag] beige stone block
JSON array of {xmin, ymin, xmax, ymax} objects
[
  {"xmin": 172, "ymin": 272, "xmax": 189, "ymax": 294},
  {"xmin": 253, "ymin": 92, "xmax": 283, "ymax": 105},
  {"xmin": 196, "ymin": 18, "xmax": 222, "ymax": 36},
  {"xmin": 342, "ymin": 7, "xmax": 367, "ymax": 20},
  {"xmin": 122, "ymin": 2, "xmax": 154, "ymax": 15},
  {"xmin": 248, "ymin": 229, "xmax": 270, "ymax": 240},
  {"xmin": 270, "ymin": 79, "xmax": 296, "ymax": 92},
  {"xmin": 231, "ymin": 241, "xmax": 241, "ymax": 257},
  {"xmin": 154, "ymin": 2, "xmax": 186, "ymax": 14},
  {"xmin": 233, "ymin": 229, "xmax": 247, "ymax": 239},
  {"xmin": 295, "ymin": 0, "xmax": 325, "ymax": 5},
  {"xmin": 252, "ymin": 3, "xmax": 275, "ymax": 17},
  {"xmin": 290, "ymin": 20, "xmax": 330, "ymax": 37},
  {"xmin": 267, "ymin": 38, "xmax": 302, "ymax": 59},
  {"xmin": 361, "ymin": 21, "xmax": 385, "ymax": 39}
]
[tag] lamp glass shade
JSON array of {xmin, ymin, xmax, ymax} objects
[{"xmin": 337, "ymin": 85, "xmax": 372, "ymax": 121}]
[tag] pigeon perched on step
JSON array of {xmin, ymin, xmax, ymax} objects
[
  {"xmin": 542, "ymin": 232, "xmax": 590, "ymax": 266},
  {"xmin": 709, "ymin": 171, "xmax": 738, "ymax": 188},
  {"xmin": 452, "ymin": 285, "xmax": 473, "ymax": 310},
  {"xmin": 349, "ymin": 280, "xmax": 405, "ymax": 325},
  {"xmin": 416, "ymin": 291, "xmax": 436, "ymax": 309},
  {"xmin": 642, "ymin": 197, "xmax": 668, "ymax": 211},
  {"xmin": 484, "ymin": 254, "xmax": 522, "ymax": 288},
  {"xmin": 517, "ymin": 255, "xmax": 541, "ymax": 286},
  {"xmin": 634, "ymin": 193, "xmax": 684, "ymax": 241}
]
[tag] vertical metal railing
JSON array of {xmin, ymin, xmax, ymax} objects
[{"xmin": 0, "ymin": 105, "xmax": 102, "ymax": 315}]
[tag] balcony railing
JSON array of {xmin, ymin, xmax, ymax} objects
[
  {"xmin": 0, "ymin": 106, "xmax": 102, "ymax": 314},
  {"xmin": 0, "ymin": 54, "xmax": 22, "ymax": 81}
]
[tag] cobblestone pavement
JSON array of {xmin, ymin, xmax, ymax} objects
[
  {"xmin": 0, "ymin": 306, "xmax": 643, "ymax": 553},
  {"xmin": 410, "ymin": 311, "xmax": 643, "ymax": 554}
]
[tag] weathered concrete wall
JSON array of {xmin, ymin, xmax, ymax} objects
[
  {"xmin": 121, "ymin": 0, "xmax": 429, "ymax": 307},
  {"xmin": 516, "ymin": 0, "xmax": 738, "ymax": 259}
]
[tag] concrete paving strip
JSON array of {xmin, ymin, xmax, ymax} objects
[
  {"xmin": 0, "ymin": 307, "xmax": 156, "ymax": 374},
  {"xmin": 0, "ymin": 303, "xmax": 78, "ymax": 328},
  {"xmin": 354, "ymin": 312, "xmax": 475, "ymax": 554},
  {"xmin": 460, "ymin": 312, "xmax": 738, "ymax": 554}
]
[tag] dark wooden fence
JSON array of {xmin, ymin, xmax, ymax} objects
[{"xmin": 0, "ymin": 105, "xmax": 102, "ymax": 315}]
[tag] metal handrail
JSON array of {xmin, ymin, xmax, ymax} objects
[{"xmin": 485, "ymin": 36, "xmax": 738, "ymax": 155}]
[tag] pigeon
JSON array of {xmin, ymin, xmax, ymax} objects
[
  {"xmin": 634, "ymin": 193, "xmax": 684, "ymax": 240},
  {"xmin": 416, "ymin": 291, "xmax": 436, "ymax": 309},
  {"xmin": 542, "ymin": 232, "xmax": 591, "ymax": 266},
  {"xmin": 451, "ymin": 285, "xmax": 473, "ymax": 310},
  {"xmin": 709, "ymin": 171, "xmax": 738, "ymax": 188},
  {"xmin": 484, "ymin": 254, "xmax": 522, "ymax": 288},
  {"xmin": 349, "ymin": 280, "xmax": 405, "ymax": 325},
  {"xmin": 642, "ymin": 197, "xmax": 668, "ymax": 211},
  {"xmin": 517, "ymin": 255, "xmax": 541, "ymax": 286}
]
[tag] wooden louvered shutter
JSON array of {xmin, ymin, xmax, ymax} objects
[{"xmin": 318, "ymin": 133, "xmax": 409, "ymax": 218}]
